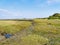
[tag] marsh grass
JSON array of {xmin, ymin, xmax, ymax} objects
[{"xmin": 0, "ymin": 19, "xmax": 60, "ymax": 45}]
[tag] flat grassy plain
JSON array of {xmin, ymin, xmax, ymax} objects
[
  {"xmin": 0, "ymin": 19, "xmax": 60, "ymax": 45},
  {"xmin": 0, "ymin": 20, "xmax": 32, "ymax": 34}
]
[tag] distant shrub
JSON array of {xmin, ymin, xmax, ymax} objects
[{"xmin": 48, "ymin": 13, "xmax": 60, "ymax": 19}]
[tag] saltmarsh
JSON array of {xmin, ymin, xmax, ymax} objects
[{"xmin": 0, "ymin": 19, "xmax": 60, "ymax": 45}]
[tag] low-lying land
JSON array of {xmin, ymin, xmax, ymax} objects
[{"xmin": 0, "ymin": 19, "xmax": 60, "ymax": 45}]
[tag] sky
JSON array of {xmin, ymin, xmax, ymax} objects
[{"xmin": 0, "ymin": 0, "xmax": 60, "ymax": 19}]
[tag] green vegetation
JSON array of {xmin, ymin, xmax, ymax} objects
[
  {"xmin": 0, "ymin": 21, "xmax": 32, "ymax": 34},
  {"xmin": 48, "ymin": 13, "xmax": 60, "ymax": 19},
  {"xmin": 32, "ymin": 19, "xmax": 60, "ymax": 45},
  {"xmin": 21, "ymin": 34, "xmax": 49, "ymax": 45},
  {"xmin": 0, "ymin": 14, "xmax": 60, "ymax": 45}
]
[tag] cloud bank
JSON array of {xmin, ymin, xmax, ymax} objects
[
  {"xmin": 47, "ymin": 0, "xmax": 60, "ymax": 4},
  {"xmin": 0, "ymin": 9, "xmax": 21, "ymax": 16}
]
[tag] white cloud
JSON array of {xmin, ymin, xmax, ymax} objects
[
  {"xmin": 0, "ymin": 9, "xmax": 21, "ymax": 16},
  {"xmin": 47, "ymin": 0, "xmax": 60, "ymax": 4},
  {"xmin": 36, "ymin": 0, "xmax": 60, "ymax": 7}
]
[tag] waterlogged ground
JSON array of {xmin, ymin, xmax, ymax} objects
[{"xmin": 0, "ymin": 19, "xmax": 60, "ymax": 45}]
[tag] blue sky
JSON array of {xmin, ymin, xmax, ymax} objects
[{"xmin": 0, "ymin": 0, "xmax": 60, "ymax": 19}]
